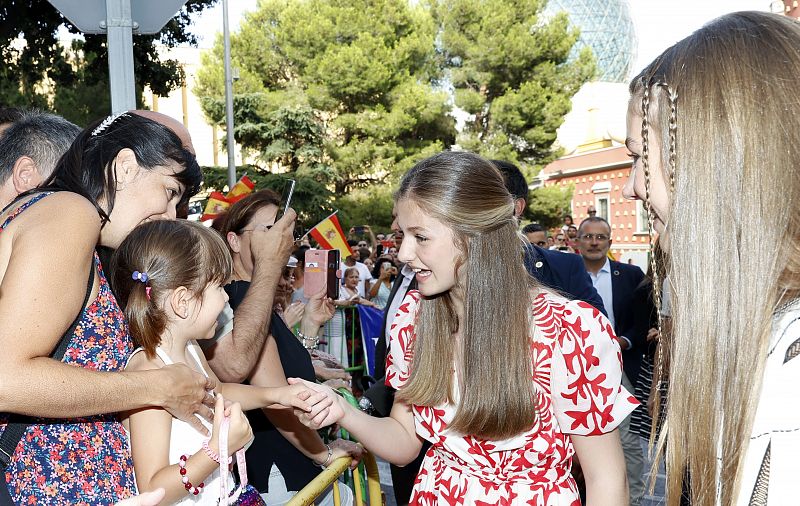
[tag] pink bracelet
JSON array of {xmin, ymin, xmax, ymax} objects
[{"xmin": 202, "ymin": 438, "xmax": 233, "ymax": 465}]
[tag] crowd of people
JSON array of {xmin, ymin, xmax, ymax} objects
[{"xmin": 0, "ymin": 10, "xmax": 798, "ymax": 506}]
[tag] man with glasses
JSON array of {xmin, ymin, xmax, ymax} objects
[{"xmin": 578, "ymin": 216, "xmax": 647, "ymax": 506}]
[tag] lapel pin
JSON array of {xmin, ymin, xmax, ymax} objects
[
  {"xmin": 613, "ymin": 270, "xmax": 620, "ymax": 276},
  {"xmin": 535, "ymin": 261, "xmax": 543, "ymax": 269}
]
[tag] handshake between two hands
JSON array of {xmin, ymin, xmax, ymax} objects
[{"xmin": 287, "ymin": 377, "xmax": 346, "ymax": 430}]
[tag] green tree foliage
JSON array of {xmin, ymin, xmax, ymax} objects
[
  {"xmin": 437, "ymin": 0, "xmax": 596, "ymax": 166},
  {"xmin": 527, "ymin": 184, "xmax": 574, "ymax": 229},
  {"xmin": 0, "ymin": 0, "xmax": 216, "ymax": 124},
  {"xmin": 195, "ymin": 0, "xmax": 456, "ymax": 195}
]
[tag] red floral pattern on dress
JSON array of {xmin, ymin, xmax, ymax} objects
[
  {"xmin": 385, "ymin": 290, "xmax": 638, "ymax": 505},
  {"xmin": 0, "ymin": 242, "xmax": 136, "ymax": 504}
]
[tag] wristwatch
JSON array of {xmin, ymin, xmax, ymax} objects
[{"xmin": 358, "ymin": 396, "xmax": 375, "ymax": 415}]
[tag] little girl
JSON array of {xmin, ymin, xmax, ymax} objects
[{"xmin": 112, "ymin": 220, "xmax": 327, "ymax": 504}]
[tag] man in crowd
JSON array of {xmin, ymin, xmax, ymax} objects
[
  {"xmin": 0, "ymin": 110, "xmax": 81, "ymax": 210},
  {"xmin": 341, "ymin": 240, "xmax": 373, "ymax": 297},
  {"xmin": 492, "ymin": 160, "xmax": 606, "ymax": 313},
  {"xmin": 578, "ymin": 216, "xmax": 647, "ymax": 505},
  {"xmin": 522, "ymin": 222, "xmax": 547, "ymax": 247}
]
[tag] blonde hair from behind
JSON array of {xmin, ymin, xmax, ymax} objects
[
  {"xmin": 111, "ymin": 220, "xmax": 233, "ymax": 358},
  {"xmin": 630, "ymin": 11, "xmax": 800, "ymax": 505},
  {"xmin": 395, "ymin": 151, "xmax": 539, "ymax": 440}
]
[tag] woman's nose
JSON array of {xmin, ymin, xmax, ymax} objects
[{"xmin": 622, "ymin": 165, "xmax": 639, "ymax": 201}]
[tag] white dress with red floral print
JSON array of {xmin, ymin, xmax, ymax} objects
[{"xmin": 385, "ymin": 289, "xmax": 638, "ymax": 506}]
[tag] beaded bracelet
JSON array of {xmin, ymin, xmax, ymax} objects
[
  {"xmin": 297, "ymin": 329, "xmax": 321, "ymax": 350},
  {"xmin": 314, "ymin": 443, "xmax": 333, "ymax": 468},
  {"xmin": 178, "ymin": 454, "xmax": 205, "ymax": 495},
  {"xmin": 202, "ymin": 438, "xmax": 233, "ymax": 465}
]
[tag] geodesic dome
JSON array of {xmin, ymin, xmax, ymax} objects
[{"xmin": 544, "ymin": 0, "xmax": 637, "ymax": 83}]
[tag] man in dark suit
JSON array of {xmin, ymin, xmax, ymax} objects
[
  {"xmin": 577, "ymin": 216, "xmax": 646, "ymax": 505},
  {"xmin": 492, "ymin": 160, "xmax": 607, "ymax": 315}
]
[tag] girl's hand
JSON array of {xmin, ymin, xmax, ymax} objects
[
  {"xmin": 210, "ymin": 394, "xmax": 253, "ymax": 454},
  {"xmin": 283, "ymin": 301, "xmax": 305, "ymax": 328},
  {"xmin": 329, "ymin": 439, "xmax": 367, "ymax": 470},
  {"xmin": 287, "ymin": 378, "xmax": 346, "ymax": 429},
  {"xmin": 647, "ymin": 328, "xmax": 660, "ymax": 342}
]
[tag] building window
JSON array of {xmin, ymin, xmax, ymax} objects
[
  {"xmin": 635, "ymin": 200, "xmax": 649, "ymax": 233},
  {"xmin": 596, "ymin": 196, "xmax": 610, "ymax": 223}
]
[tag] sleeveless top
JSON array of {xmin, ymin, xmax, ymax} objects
[
  {"xmin": 127, "ymin": 343, "xmax": 234, "ymax": 504},
  {"xmin": 0, "ymin": 192, "xmax": 137, "ymax": 504},
  {"xmin": 369, "ymin": 281, "xmax": 391, "ymax": 310}
]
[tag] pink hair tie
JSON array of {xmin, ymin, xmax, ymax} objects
[{"xmin": 145, "ymin": 286, "xmax": 152, "ymax": 300}]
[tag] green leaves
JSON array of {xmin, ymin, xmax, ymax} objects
[
  {"xmin": 197, "ymin": 0, "xmax": 454, "ymax": 196},
  {"xmin": 1, "ymin": 0, "xmax": 218, "ymax": 124},
  {"xmin": 195, "ymin": 0, "xmax": 591, "ymax": 228}
]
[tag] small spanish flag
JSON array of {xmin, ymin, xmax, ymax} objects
[
  {"xmin": 307, "ymin": 211, "xmax": 353, "ymax": 258},
  {"xmin": 200, "ymin": 191, "xmax": 231, "ymax": 221},
  {"xmin": 227, "ymin": 175, "xmax": 255, "ymax": 203},
  {"xmin": 200, "ymin": 175, "xmax": 256, "ymax": 221}
]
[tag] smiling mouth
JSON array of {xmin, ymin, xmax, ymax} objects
[{"xmin": 410, "ymin": 267, "xmax": 432, "ymax": 280}]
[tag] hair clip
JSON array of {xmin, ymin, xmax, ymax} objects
[
  {"xmin": 132, "ymin": 271, "xmax": 149, "ymax": 283},
  {"xmin": 91, "ymin": 112, "xmax": 129, "ymax": 136}
]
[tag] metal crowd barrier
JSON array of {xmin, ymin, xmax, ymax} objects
[
  {"xmin": 285, "ymin": 386, "xmax": 384, "ymax": 506},
  {"xmin": 285, "ymin": 452, "xmax": 383, "ymax": 506}
]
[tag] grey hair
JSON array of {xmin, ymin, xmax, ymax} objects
[
  {"xmin": 0, "ymin": 110, "xmax": 81, "ymax": 185},
  {"xmin": 577, "ymin": 215, "xmax": 611, "ymax": 234}
]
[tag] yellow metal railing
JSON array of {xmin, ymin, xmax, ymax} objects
[{"xmin": 285, "ymin": 452, "xmax": 383, "ymax": 506}]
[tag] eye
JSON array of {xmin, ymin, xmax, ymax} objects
[
  {"xmin": 167, "ymin": 187, "xmax": 181, "ymax": 200},
  {"xmin": 626, "ymin": 152, "xmax": 640, "ymax": 163},
  {"xmin": 415, "ymin": 235, "xmax": 428, "ymax": 243}
]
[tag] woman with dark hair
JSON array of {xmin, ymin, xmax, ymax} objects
[
  {"xmin": 0, "ymin": 112, "xmax": 214, "ymax": 503},
  {"xmin": 219, "ymin": 190, "xmax": 362, "ymax": 504},
  {"xmin": 293, "ymin": 151, "xmax": 635, "ymax": 505},
  {"xmin": 368, "ymin": 256, "xmax": 397, "ymax": 310}
]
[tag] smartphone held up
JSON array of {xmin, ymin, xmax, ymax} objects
[{"xmin": 303, "ymin": 249, "xmax": 341, "ymax": 299}]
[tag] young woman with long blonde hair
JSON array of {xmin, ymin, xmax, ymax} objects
[
  {"xmin": 622, "ymin": 11, "xmax": 800, "ymax": 505},
  {"xmin": 292, "ymin": 151, "xmax": 636, "ymax": 505}
]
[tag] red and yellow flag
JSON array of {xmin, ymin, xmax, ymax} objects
[
  {"xmin": 227, "ymin": 175, "xmax": 255, "ymax": 203},
  {"xmin": 200, "ymin": 191, "xmax": 231, "ymax": 221},
  {"xmin": 308, "ymin": 211, "xmax": 352, "ymax": 258},
  {"xmin": 200, "ymin": 175, "xmax": 256, "ymax": 221}
]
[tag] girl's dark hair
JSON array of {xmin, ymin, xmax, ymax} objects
[
  {"xmin": 219, "ymin": 189, "xmax": 282, "ymax": 238},
  {"xmin": 111, "ymin": 220, "xmax": 233, "ymax": 358},
  {"xmin": 42, "ymin": 113, "xmax": 202, "ymax": 225},
  {"xmin": 371, "ymin": 256, "xmax": 397, "ymax": 282}
]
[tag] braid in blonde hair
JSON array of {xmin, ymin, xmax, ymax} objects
[{"xmin": 640, "ymin": 79, "xmax": 666, "ymax": 453}]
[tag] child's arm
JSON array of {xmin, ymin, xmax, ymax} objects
[
  {"xmin": 124, "ymin": 353, "xmax": 218, "ymax": 503},
  {"xmin": 190, "ymin": 341, "xmax": 326, "ymax": 413}
]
